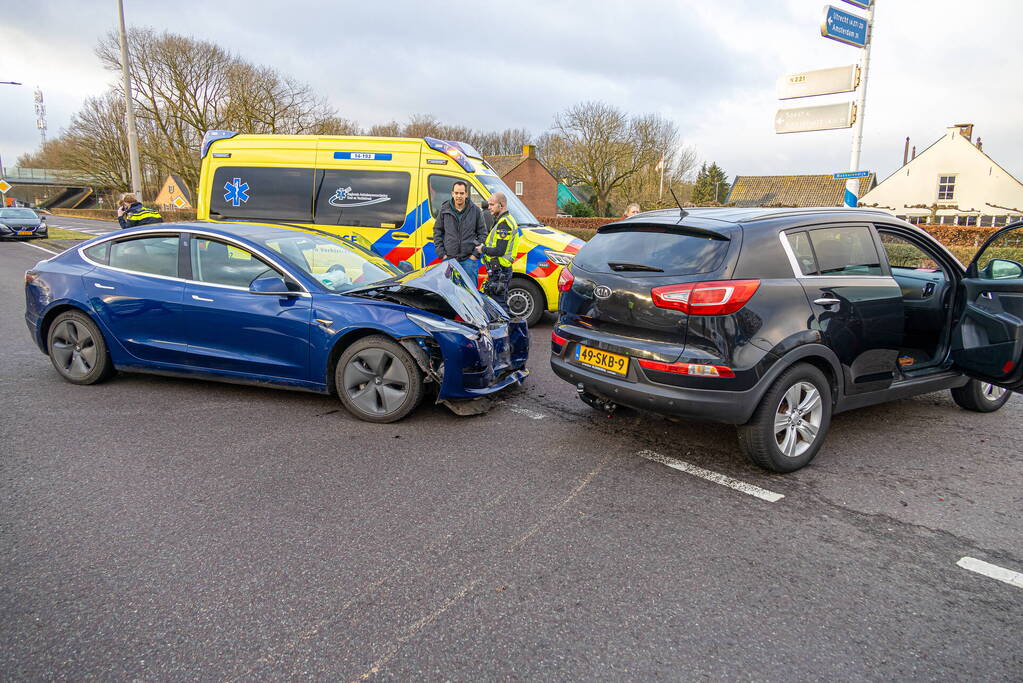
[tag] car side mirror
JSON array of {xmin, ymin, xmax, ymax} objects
[
  {"xmin": 986, "ymin": 258, "xmax": 1023, "ymax": 280},
  {"xmin": 250, "ymin": 276, "xmax": 297, "ymax": 296},
  {"xmin": 397, "ymin": 260, "xmax": 415, "ymax": 274}
]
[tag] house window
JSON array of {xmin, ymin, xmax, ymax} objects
[
  {"xmin": 514, "ymin": 181, "xmax": 523, "ymax": 196},
  {"xmin": 937, "ymin": 175, "xmax": 956, "ymax": 200},
  {"xmin": 958, "ymin": 215, "xmax": 977, "ymax": 226}
]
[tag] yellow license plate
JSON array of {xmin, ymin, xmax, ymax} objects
[
  {"xmin": 574, "ymin": 344, "xmax": 629, "ymax": 375},
  {"xmin": 18, "ymin": 231, "xmax": 33, "ymax": 235}
]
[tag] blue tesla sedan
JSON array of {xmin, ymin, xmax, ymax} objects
[{"xmin": 24, "ymin": 222, "xmax": 529, "ymax": 422}]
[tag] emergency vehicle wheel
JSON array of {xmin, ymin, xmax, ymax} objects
[
  {"xmin": 507, "ymin": 278, "xmax": 544, "ymax": 326},
  {"xmin": 336, "ymin": 336, "xmax": 424, "ymax": 423}
]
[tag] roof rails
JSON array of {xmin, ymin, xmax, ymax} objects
[{"xmin": 739, "ymin": 206, "xmax": 894, "ymax": 223}]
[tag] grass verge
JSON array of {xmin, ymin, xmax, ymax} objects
[{"xmin": 44, "ymin": 227, "xmax": 95, "ymax": 241}]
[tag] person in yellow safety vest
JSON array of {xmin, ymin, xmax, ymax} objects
[
  {"xmin": 477, "ymin": 191, "xmax": 519, "ymax": 312},
  {"xmin": 116, "ymin": 193, "xmax": 164, "ymax": 229}
]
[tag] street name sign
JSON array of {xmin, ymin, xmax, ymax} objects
[
  {"xmin": 833, "ymin": 170, "xmax": 870, "ymax": 179},
  {"xmin": 778, "ymin": 65, "xmax": 860, "ymax": 99},
  {"xmin": 0, "ymin": 180, "xmax": 12, "ymax": 194},
  {"xmin": 821, "ymin": 5, "xmax": 869, "ymax": 48},
  {"xmin": 775, "ymin": 101, "xmax": 856, "ymax": 134},
  {"xmin": 842, "ymin": 0, "xmax": 871, "ymax": 8}
]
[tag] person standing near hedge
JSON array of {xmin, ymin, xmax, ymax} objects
[{"xmin": 116, "ymin": 193, "xmax": 164, "ymax": 229}]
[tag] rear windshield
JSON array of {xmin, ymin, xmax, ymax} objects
[{"xmin": 572, "ymin": 226, "xmax": 730, "ymax": 276}]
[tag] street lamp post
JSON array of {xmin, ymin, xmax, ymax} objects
[
  {"xmin": 117, "ymin": 0, "xmax": 144, "ymax": 201},
  {"xmin": 1, "ymin": 80, "xmax": 24, "ymax": 205}
]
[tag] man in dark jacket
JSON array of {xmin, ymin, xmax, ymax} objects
[
  {"xmin": 116, "ymin": 194, "xmax": 163, "ymax": 229},
  {"xmin": 433, "ymin": 181, "xmax": 486, "ymax": 285}
]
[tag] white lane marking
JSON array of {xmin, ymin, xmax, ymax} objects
[
  {"xmin": 957, "ymin": 557, "xmax": 1023, "ymax": 589},
  {"xmin": 18, "ymin": 241, "xmax": 60, "ymax": 255},
  {"xmin": 637, "ymin": 450, "xmax": 785, "ymax": 503},
  {"xmin": 509, "ymin": 405, "xmax": 545, "ymax": 420}
]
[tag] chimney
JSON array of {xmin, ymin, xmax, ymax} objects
[
  {"xmin": 903, "ymin": 136, "xmax": 910, "ymax": 166},
  {"xmin": 952, "ymin": 123, "xmax": 974, "ymax": 141},
  {"xmin": 911, "ymin": 145, "xmax": 917, "ymax": 160},
  {"xmin": 522, "ymin": 144, "xmax": 536, "ymax": 159},
  {"xmin": 976, "ymin": 137, "xmax": 983, "ymax": 151}
]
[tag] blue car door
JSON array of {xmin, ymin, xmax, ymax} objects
[
  {"xmin": 181, "ymin": 234, "xmax": 312, "ymax": 380},
  {"xmin": 82, "ymin": 232, "xmax": 191, "ymax": 364}
]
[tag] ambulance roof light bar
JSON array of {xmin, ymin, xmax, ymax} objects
[{"xmin": 424, "ymin": 136, "xmax": 476, "ymax": 173}]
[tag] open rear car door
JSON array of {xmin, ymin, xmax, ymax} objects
[{"xmin": 951, "ymin": 222, "xmax": 1023, "ymax": 391}]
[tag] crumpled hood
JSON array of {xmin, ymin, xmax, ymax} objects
[{"xmin": 347, "ymin": 259, "xmax": 504, "ymax": 329}]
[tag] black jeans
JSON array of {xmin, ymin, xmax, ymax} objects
[{"xmin": 483, "ymin": 263, "xmax": 512, "ymax": 310}]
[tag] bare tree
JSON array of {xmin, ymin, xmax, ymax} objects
[
  {"xmin": 542, "ymin": 101, "xmax": 671, "ymax": 215},
  {"xmin": 95, "ymin": 28, "xmax": 351, "ymax": 195}
]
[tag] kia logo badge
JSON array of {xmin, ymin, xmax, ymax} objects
[{"xmin": 593, "ymin": 285, "xmax": 612, "ymax": 299}]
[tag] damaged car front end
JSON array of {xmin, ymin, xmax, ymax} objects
[{"xmin": 346, "ymin": 260, "xmax": 530, "ymax": 412}]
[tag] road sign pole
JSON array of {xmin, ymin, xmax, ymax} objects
[{"xmin": 845, "ymin": 1, "xmax": 875, "ymax": 207}]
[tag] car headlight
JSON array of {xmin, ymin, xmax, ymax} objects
[
  {"xmin": 545, "ymin": 250, "xmax": 574, "ymax": 266},
  {"xmin": 407, "ymin": 312, "xmax": 477, "ymax": 337}
]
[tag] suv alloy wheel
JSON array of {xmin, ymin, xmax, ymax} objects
[{"xmin": 737, "ymin": 363, "xmax": 833, "ymax": 472}]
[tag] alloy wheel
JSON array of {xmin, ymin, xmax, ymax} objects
[
  {"xmin": 774, "ymin": 381, "xmax": 824, "ymax": 459},
  {"xmin": 342, "ymin": 348, "xmax": 410, "ymax": 416},
  {"xmin": 980, "ymin": 382, "xmax": 1007, "ymax": 402},
  {"xmin": 50, "ymin": 319, "xmax": 98, "ymax": 380}
]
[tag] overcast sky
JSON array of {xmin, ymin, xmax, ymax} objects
[{"xmin": 2, "ymin": 0, "xmax": 1021, "ymax": 185}]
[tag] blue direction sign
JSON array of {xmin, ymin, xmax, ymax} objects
[
  {"xmin": 833, "ymin": 170, "xmax": 870, "ymax": 180},
  {"xmin": 842, "ymin": 0, "xmax": 872, "ymax": 8},
  {"xmin": 821, "ymin": 5, "xmax": 869, "ymax": 48}
]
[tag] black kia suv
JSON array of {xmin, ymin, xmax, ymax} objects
[{"xmin": 551, "ymin": 208, "xmax": 1023, "ymax": 472}]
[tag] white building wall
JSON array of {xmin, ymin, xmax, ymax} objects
[{"xmin": 860, "ymin": 126, "xmax": 1023, "ymax": 225}]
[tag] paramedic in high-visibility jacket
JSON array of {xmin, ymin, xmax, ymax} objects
[
  {"xmin": 478, "ymin": 191, "xmax": 520, "ymax": 313},
  {"xmin": 116, "ymin": 193, "xmax": 164, "ymax": 229}
]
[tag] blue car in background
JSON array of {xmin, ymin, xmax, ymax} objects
[{"xmin": 24, "ymin": 222, "xmax": 529, "ymax": 422}]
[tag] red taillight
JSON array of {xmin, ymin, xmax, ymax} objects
[
  {"xmin": 637, "ymin": 358, "xmax": 735, "ymax": 378},
  {"xmin": 558, "ymin": 267, "xmax": 575, "ymax": 292},
  {"xmin": 651, "ymin": 279, "xmax": 760, "ymax": 315},
  {"xmin": 25, "ymin": 271, "xmax": 38, "ymax": 285},
  {"xmin": 551, "ymin": 330, "xmax": 568, "ymax": 346}
]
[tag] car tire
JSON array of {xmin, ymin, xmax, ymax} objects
[
  {"xmin": 336, "ymin": 335, "xmax": 424, "ymax": 423},
  {"xmin": 950, "ymin": 379, "xmax": 1012, "ymax": 413},
  {"xmin": 506, "ymin": 278, "xmax": 545, "ymax": 326},
  {"xmin": 737, "ymin": 363, "xmax": 832, "ymax": 473},
  {"xmin": 46, "ymin": 310, "xmax": 116, "ymax": 385}
]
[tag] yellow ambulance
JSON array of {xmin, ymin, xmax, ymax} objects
[{"xmin": 196, "ymin": 131, "xmax": 584, "ymax": 324}]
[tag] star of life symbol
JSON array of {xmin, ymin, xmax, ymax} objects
[{"xmin": 224, "ymin": 178, "xmax": 249, "ymax": 207}]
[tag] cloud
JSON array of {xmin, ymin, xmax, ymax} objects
[{"xmin": 2, "ymin": 0, "xmax": 1021, "ymax": 185}]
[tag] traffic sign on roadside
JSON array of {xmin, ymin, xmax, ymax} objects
[
  {"xmin": 0, "ymin": 180, "xmax": 12, "ymax": 194},
  {"xmin": 821, "ymin": 4, "xmax": 870, "ymax": 48},
  {"xmin": 842, "ymin": 0, "xmax": 872, "ymax": 8},
  {"xmin": 775, "ymin": 101, "xmax": 856, "ymax": 134},
  {"xmin": 778, "ymin": 65, "xmax": 860, "ymax": 100},
  {"xmin": 833, "ymin": 170, "xmax": 870, "ymax": 180}
]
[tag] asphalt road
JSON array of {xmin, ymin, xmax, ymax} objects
[{"xmin": 2, "ymin": 240, "xmax": 1021, "ymax": 680}]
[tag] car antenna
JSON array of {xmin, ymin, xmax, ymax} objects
[{"xmin": 669, "ymin": 187, "xmax": 688, "ymax": 222}]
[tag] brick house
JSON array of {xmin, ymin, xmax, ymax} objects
[{"xmin": 484, "ymin": 145, "xmax": 558, "ymax": 217}]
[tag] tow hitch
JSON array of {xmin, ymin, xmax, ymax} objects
[{"xmin": 577, "ymin": 384, "xmax": 617, "ymax": 414}]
